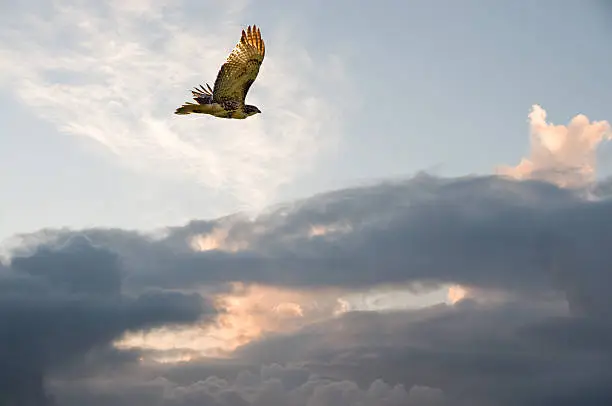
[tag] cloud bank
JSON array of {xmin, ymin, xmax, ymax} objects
[{"xmin": 5, "ymin": 173, "xmax": 612, "ymax": 403}]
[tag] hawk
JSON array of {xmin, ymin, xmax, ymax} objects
[{"xmin": 175, "ymin": 25, "xmax": 265, "ymax": 119}]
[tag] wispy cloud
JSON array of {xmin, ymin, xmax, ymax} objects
[{"xmin": 0, "ymin": 0, "xmax": 348, "ymax": 211}]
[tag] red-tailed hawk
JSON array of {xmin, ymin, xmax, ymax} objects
[{"xmin": 175, "ymin": 25, "xmax": 265, "ymax": 119}]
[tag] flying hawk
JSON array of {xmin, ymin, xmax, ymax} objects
[{"xmin": 175, "ymin": 25, "xmax": 265, "ymax": 119}]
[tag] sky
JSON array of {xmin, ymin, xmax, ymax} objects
[{"xmin": 1, "ymin": 0, "xmax": 612, "ymax": 405}]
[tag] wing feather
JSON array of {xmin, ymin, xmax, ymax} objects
[
  {"xmin": 191, "ymin": 83, "xmax": 214, "ymax": 104},
  {"xmin": 212, "ymin": 25, "xmax": 265, "ymax": 105}
]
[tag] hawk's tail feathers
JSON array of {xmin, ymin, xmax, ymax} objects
[{"xmin": 175, "ymin": 102, "xmax": 199, "ymax": 115}]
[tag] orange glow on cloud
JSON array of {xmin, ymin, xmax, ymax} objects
[
  {"xmin": 447, "ymin": 285, "xmax": 469, "ymax": 304},
  {"xmin": 189, "ymin": 226, "xmax": 249, "ymax": 252},
  {"xmin": 498, "ymin": 105, "xmax": 611, "ymax": 188},
  {"xmin": 188, "ymin": 220, "xmax": 352, "ymax": 254},
  {"xmin": 308, "ymin": 222, "xmax": 352, "ymax": 237},
  {"xmin": 207, "ymin": 283, "xmax": 348, "ymax": 354},
  {"xmin": 115, "ymin": 283, "xmax": 349, "ymax": 361}
]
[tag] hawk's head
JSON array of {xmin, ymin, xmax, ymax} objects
[{"xmin": 244, "ymin": 105, "xmax": 261, "ymax": 116}]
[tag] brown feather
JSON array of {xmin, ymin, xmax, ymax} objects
[{"xmin": 212, "ymin": 25, "xmax": 265, "ymax": 105}]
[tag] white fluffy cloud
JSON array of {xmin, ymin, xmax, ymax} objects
[{"xmin": 498, "ymin": 104, "xmax": 611, "ymax": 188}]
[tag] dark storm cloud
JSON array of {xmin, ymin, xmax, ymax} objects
[
  {"xmin": 50, "ymin": 360, "xmax": 447, "ymax": 406},
  {"xmin": 6, "ymin": 174, "xmax": 612, "ymax": 405},
  {"xmin": 12, "ymin": 174, "xmax": 612, "ymax": 317},
  {"xmin": 0, "ymin": 236, "xmax": 217, "ymax": 405},
  {"xmin": 232, "ymin": 299, "xmax": 612, "ymax": 406},
  {"xmin": 47, "ymin": 299, "xmax": 612, "ymax": 405},
  {"xmin": 34, "ymin": 175, "xmax": 606, "ymax": 314},
  {"xmin": 143, "ymin": 175, "xmax": 606, "ymax": 296}
]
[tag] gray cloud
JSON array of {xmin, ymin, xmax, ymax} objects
[
  {"xmin": 233, "ymin": 299, "xmax": 612, "ymax": 406},
  {"xmin": 47, "ymin": 294, "xmax": 612, "ymax": 405},
  {"xmin": 4, "ymin": 174, "xmax": 612, "ymax": 404},
  {"xmin": 0, "ymin": 236, "xmax": 217, "ymax": 405},
  {"xmin": 26, "ymin": 174, "xmax": 612, "ymax": 313},
  {"xmin": 50, "ymin": 362, "xmax": 446, "ymax": 406}
]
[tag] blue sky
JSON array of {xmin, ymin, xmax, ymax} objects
[{"xmin": 1, "ymin": 0, "xmax": 611, "ymax": 239}]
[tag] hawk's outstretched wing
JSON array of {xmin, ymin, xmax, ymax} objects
[{"xmin": 212, "ymin": 25, "xmax": 265, "ymax": 105}]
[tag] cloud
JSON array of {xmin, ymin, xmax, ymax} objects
[
  {"xmin": 497, "ymin": 104, "xmax": 611, "ymax": 188},
  {"xmin": 233, "ymin": 299, "xmax": 612, "ymax": 406},
  {"xmin": 0, "ymin": 0, "xmax": 348, "ymax": 211},
  {"xmin": 8, "ymin": 172, "xmax": 612, "ymax": 315},
  {"xmin": 117, "ymin": 282, "xmax": 349, "ymax": 358},
  {"xmin": 4, "ymin": 174, "xmax": 612, "ymax": 404},
  {"xmin": 3, "ymin": 172, "xmax": 612, "ymax": 402},
  {"xmin": 50, "ymin": 362, "xmax": 447, "ymax": 406},
  {"xmin": 120, "ymin": 176, "xmax": 604, "ymax": 298},
  {"xmin": 0, "ymin": 235, "xmax": 217, "ymax": 404},
  {"xmin": 46, "ymin": 297, "xmax": 612, "ymax": 405}
]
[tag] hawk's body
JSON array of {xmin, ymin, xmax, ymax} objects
[{"xmin": 175, "ymin": 25, "xmax": 265, "ymax": 119}]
